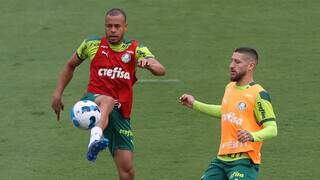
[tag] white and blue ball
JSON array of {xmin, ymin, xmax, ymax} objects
[{"xmin": 70, "ymin": 100, "xmax": 101, "ymax": 130}]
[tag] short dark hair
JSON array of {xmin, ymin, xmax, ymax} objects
[
  {"xmin": 106, "ymin": 8, "xmax": 127, "ymax": 22},
  {"xmin": 234, "ymin": 47, "xmax": 258, "ymax": 63}
]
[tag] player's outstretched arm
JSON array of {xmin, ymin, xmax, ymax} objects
[
  {"xmin": 51, "ymin": 53, "xmax": 82, "ymax": 121},
  {"xmin": 137, "ymin": 58, "xmax": 165, "ymax": 76},
  {"xmin": 179, "ymin": 94, "xmax": 221, "ymax": 117}
]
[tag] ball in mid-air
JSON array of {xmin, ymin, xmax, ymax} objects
[{"xmin": 70, "ymin": 100, "xmax": 101, "ymax": 130}]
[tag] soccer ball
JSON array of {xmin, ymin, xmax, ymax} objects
[{"xmin": 70, "ymin": 100, "xmax": 101, "ymax": 130}]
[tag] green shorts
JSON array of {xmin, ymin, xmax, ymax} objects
[
  {"xmin": 81, "ymin": 93, "xmax": 134, "ymax": 156},
  {"xmin": 200, "ymin": 157, "xmax": 259, "ymax": 180}
]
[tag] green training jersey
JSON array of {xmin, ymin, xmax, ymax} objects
[{"xmin": 76, "ymin": 36, "xmax": 155, "ymax": 61}]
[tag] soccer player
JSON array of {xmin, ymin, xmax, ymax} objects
[
  {"xmin": 180, "ymin": 47, "xmax": 277, "ymax": 180},
  {"xmin": 51, "ymin": 8, "xmax": 165, "ymax": 180}
]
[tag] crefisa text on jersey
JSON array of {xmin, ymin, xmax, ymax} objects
[{"xmin": 98, "ymin": 67, "xmax": 130, "ymax": 80}]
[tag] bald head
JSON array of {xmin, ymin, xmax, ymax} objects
[{"xmin": 106, "ymin": 8, "xmax": 127, "ymax": 22}]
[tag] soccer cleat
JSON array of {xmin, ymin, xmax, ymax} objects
[{"xmin": 86, "ymin": 138, "xmax": 109, "ymax": 161}]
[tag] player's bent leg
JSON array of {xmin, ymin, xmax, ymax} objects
[
  {"xmin": 87, "ymin": 95, "xmax": 115, "ymax": 161},
  {"xmin": 88, "ymin": 95, "xmax": 115, "ymax": 147},
  {"xmin": 114, "ymin": 149, "xmax": 135, "ymax": 180},
  {"xmin": 81, "ymin": 92, "xmax": 114, "ymax": 161},
  {"xmin": 95, "ymin": 95, "xmax": 115, "ymax": 129}
]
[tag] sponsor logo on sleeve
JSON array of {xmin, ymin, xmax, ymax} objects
[{"xmin": 257, "ymin": 102, "xmax": 266, "ymax": 119}]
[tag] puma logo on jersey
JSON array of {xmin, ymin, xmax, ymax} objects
[
  {"xmin": 102, "ymin": 50, "xmax": 109, "ymax": 57},
  {"xmin": 98, "ymin": 67, "xmax": 130, "ymax": 80}
]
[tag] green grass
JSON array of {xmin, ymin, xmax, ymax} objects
[{"xmin": 1, "ymin": 0, "xmax": 320, "ymax": 179}]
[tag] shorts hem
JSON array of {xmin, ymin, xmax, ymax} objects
[{"xmin": 111, "ymin": 146, "xmax": 134, "ymax": 156}]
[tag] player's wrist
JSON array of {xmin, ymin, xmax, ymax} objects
[
  {"xmin": 250, "ymin": 132, "xmax": 257, "ymax": 142},
  {"xmin": 191, "ymin": 100, "xmax": 198, "ymax": 109},
  {"xmin": 52, "ymin": 92, "xmax": 62, "ymax": 100}
]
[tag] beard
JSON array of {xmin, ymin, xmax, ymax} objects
[{"xmin": 230, "ymin": 71, "xmax": 246, "ymax": 82}]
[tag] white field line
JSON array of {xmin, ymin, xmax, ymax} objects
[{"xmin": 138, "ymin": 79, "xmax": 181, "ymax": 83}]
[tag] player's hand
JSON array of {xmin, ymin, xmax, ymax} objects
[
  {"xmin": 237, "ymin": 129, "xmax": 254, "ymax": 143},
  {"xmin": 51, "ymin": 95, "xmax": 64, "ymax": 121},
  {"xmin": 179, "ymin": 94, "xmax": 195, "ymax": 108},
  {"xmin": 137, "ymin": 58, "xmax": 150, "ymax": 69}
]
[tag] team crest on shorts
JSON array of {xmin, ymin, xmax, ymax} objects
[
  {"xmin": 121, "ymin": 53, "xmax": 131, "ymax": 63},
  {"xmin": 238, "ymin": 102, "xmax": 247, "ymax": 111}
]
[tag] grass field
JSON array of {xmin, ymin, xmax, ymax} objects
[{"xmin": 1, "ymin": 0, "xmax": 320, "ymax": 179}]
